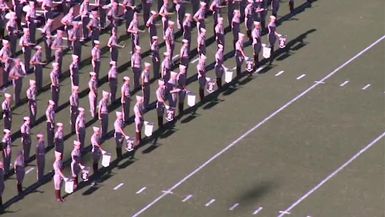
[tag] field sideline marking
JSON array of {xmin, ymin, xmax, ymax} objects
[
  {"xmin": 362, "ymin": 84, "xmax": 371, "ymax": 90},
  {"xmin": 275, "ymin": 71, "xmax": 285, "ymax": 76},
  {"xmin": 277, "ymin": 131, "xmax": 385, "ymax": 217},
  {"xmin": 205, "ymin": 199, "xmax": 216, "ymax": 207},
  {"xmin": 253, "ymin": 206, "xmax": 263, "ymax": 215},
  {"xmin": 229, "ymin": 203, "xmax": 239, "ymax": 211},
  {"xmin": 131, "ymin": 35, "xmax": 385, "ymax": 217},
  {"xmin": 136, "ymin": 187, "xmax": 147, "ymax": 194},
  {"xmin": 26, "ymin": 167, "xmax": 34, "ymax": 174},
  {"xmin": 296, "ymin": 74, "xmax": 306, "ymax": 80},
  {"xmin": 113, "ymin": 183, "xmax": 124, "ymax": 190},
  {"xmin": 339, "ymin": 80, "xmax": 349, "ymax": 87},
  {"xmin": 182, "ymin": 194, "xmax": 193, "ymax": 202}
]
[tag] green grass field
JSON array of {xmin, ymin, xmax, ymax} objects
[{"xmin": 1, "ymin": 0, "xmax": 384, "ymax": 216}]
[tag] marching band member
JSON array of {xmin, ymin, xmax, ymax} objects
[
  {"xmin": 121, "ymin": 76, "xmax": 131, "ymax": 124},
  {"xmin": 133, "ymin": 95, "xmax": 144, "ymax": 146},
  {"xmin": 20, "ymin": 117, "xmax": 31, "ymax": 162},
  {"xmin": 53, "ymin": 151, "xmax": 67, "ymax": 202},
  {"xmin": 75, "ymin": 108, "xmax": 86, "ymax": 151},
  {"xmin": 2, "ymin": 93, "xmax": 12, "ymax": 130},
  {"xmin": 14, "ymin": 150, "xmax": 25, "ymax": 194},
  {"xmin": 36, "ymin": 133, "xmax": 45, "ymax": 182},
  {"xmin": 26, "ymin": 80, "xmax": 37, "ymax": 123},
  {"xmin": 1, "ymin": 129, "xmax": 12, "ymax": 174}
]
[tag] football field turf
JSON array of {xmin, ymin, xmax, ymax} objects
[{"xmin": 0, "ymin": 0, "xmax": 384, "ymax": 216}]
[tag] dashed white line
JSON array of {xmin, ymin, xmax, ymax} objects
[
  {"xmin": 275, "ymin": 71, "xmax": 285, "ymax": 77},
  {"xmin": 253, "ymin": 206, "xmax": 263, "ymax": 215},
  {"xmin": 256, "ymin": 66, "xmax": 266, "ymax": 73},
  {"xmin": 113, "ymin": 183, "xmax": 124, "ymax": 190},
  {"xmin": 191, "ymin": 57, "xmax": 199, "ymax": 63},
  {"xmin": 362, "ymin": 84, "xmax": 371, "ymax": 90},
  {"xmin": 278, "ymin": 131, "xmax": 385, "ymax": 217},
  {"xmin": 296, "ymin": 74, "xmax": 306, "ymax": 80},
  {"xmin": 205, "ymin": 199, "xmax": 216, "ymax": 207},
  {"xmin": 339, "ymin": 80, "xmax": 349, "ymax": 87},
  {"xmin": 182, "ymin": 194, "xmax": 193, "ymax": 202},
  {"xmin": 172, "ymin": 54, "xmax": 179, "ymax": 60},
  {"xmin": 26, "ymin": 167, "xmax": 34, "ymax": 174},
  {"xmin": 228, "ymin": 203, "xmax": 239, "ymax": 211},
  {"xmin": 131, "ymin": 35, "xmax": 385, "ymax": 217},
  {"xmin": 136, "ymin": 187, "xmax": 147, "ymax": 194}
]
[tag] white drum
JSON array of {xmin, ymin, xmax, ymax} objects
[
  {"xmin": 279, "ymin": 35, "xmax": 287, "ymax": 48},
  {"xmin": 224, "ymin": 70, "xmax": 233, "ymax": 83},
  {"xmin": 144, "ymin": 121, "xmax": 154, "ymax": 137},
  {"xmin": 125, "ymin": 137, "xmax": 134, "ymax": 152},
  {"xmin": 65, "ymin": 179, "xmax": 74, "ymax": 194},
  {"xmin": 187, "ymin": 93, "xmax": 196, "ymax": 107},
  {"xmin": 165, "ymin": 107, "xmax": 175, "ymax": 122},
  {"xmin": 262, "ymin": 44, "xmax": 271, "ymax": 59},
  {"xmin": 101, "ymin": 153, "xmax": 111, "ymax": 167},
  {"xmin": 206, "ymin": 79, "xmax": 216, "ymax": 93},
  {"xmin": 22, "ymin": 5, "xmax": 31, "ymax": 13}
]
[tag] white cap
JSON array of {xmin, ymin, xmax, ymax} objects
[
  {"xmin": 35, "ymin": 45, "xmax": 42, "ymax": 50},
  {"xmin": 78, "ymin": 107, "xmax": 85, "ymax": 112},
  {"xmin": 116, "ymin": 111, "xmax": 123, "ymax": 117},
  {"xmin": 56, "ymin": 122, "xmax": 64, "ymax": 127},
  {"xmin": 200, "ymin": 28, "xmax": 206, "ymax": 33},
  {"xmin": 3, "ymin": 129, "xmax": 10, "ymax": 134},
  {"xmin": 168, "ymin": 21, "xmax": 175, "ymax": 26},
  {"xmin": 218, "ymin": 44, "xmax": 223, "ymax": 49},
  {"xmin": 110, "ymin": 60, "xmax": 116, "ymax": 65},
  {"xmin": 144, "ymin": 62, "xmax": 151, "ymax": 67},
  {"xmin": 48, "ymin": 100, "xmax": 55, "ymax": 105},
  {"xmin": 4, "ymin": 93, "xmax": 12, "ymax": 98},
  {"xmin": 152, "ymin": 36, "xmax": 158, "ymax": 40},
  {"xmin": 135, "ymin": 46, "xmax": 141, "ymax": 51},
  {"xmin": 72, "ymin": 86, "xmax": 79, "ymax": 91},
  {"xmin": 254, "ymin": 21, "xmax": 261, "ymax": 26},
  {"xmin": 23, "ymin": 116, "xmax": 30, "ymax": 121},
  {"xmin": 151, "ymin": 10, "xmax": 157, "ymax": 15},
  {"xmin": 74, "ymin": 140, "xmax": 81, "ymax": 146},
  {"xmin": 52, "ymin": 62, "xmax": 59, "ymax": 67},
  {"xmin": 2, "ymin": 39, "xmax": 9, "ymax": 44},
  {"xmin": 93, "ymin": 126, "xmax": 100, "ymax": 132},
  {"xmin": 90, "ymin": 71, "xmax": 96, "ymax": 76},
  {"xmin": 94, "ymin": 40, "xmax": 100, "ymax": 45},
  {"xmin": 200, "ymin": 54, "xmax": 207, "ymax": 60},
  {"xmin": 136, "ymin": 95, "xmax": 144, "ymax": 102},
  {"xmin": 270, "ymin": 15, "xmax": 276, "ymax": 20},
  {"xmin": 23, "ymin": 28, "xmax": 29, "ymax": 33},
  {"xmin": 123, "ymin": 76, "xmax": 130, "ymax": 81},
  {"xmin": 185, "ymin": 13, "xmax": 191, "ymax": 17},
  {"xmin": 182, "ymin": 39, "xmax": 189, "ymax": 44},
  {"xmin": 102, "ymin": 90, "xmax": 110, "ymax": 97},
  {"xmin": 200, "ymin": 1, "xmax": 207, "ymax": 6},
  {"xmin": 238, "ymin": 33, "xmax": 245, "ymax": 38},
  {"xmin": 163, "ymin": 52, "xmax": 170, "ymax": 56},
  {"xmin": 158, "ymin": 79, "xmax": 165, "ymax": 86},
  {"xmin": 179, "ymin": 64, "xmax": 186, "ymax": 70},
  {"xmin": 36, "ymin": 133, "xmax": 44, "ymax": 139},
  {"xmin": 54, "ymin": 151, "xmax": 62, "ymax": 158},
  {"xmin": 72, "ymin": 54, "xmax": 79, "ymax": 60}
]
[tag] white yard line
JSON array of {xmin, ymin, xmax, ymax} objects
[
  {"xmin": 277, "ymin": 131, "xmax": 385, "ymax": 217},
  {"xmin": 275, "ymin": 70, "xmax": 285, "ymax": 77},
  {"xmin": 253, "ymin": 206, "xmax": 263, "ymax": 215},
  {"xmin": 362, "ymin": 84, "xmax": 371, "ymax": 90},
  {"xmin": 339, "ymin": 80, "xmax": 349, "ymax": 87},
  {"xmin": 131, "ymin": 35, "xmax": 385, "ymax": 217},
  {"xmin": 136, "ymin": 187, "xmax": 147, "ymax": 194},
  {"xmin": 113, "ymin": 183, "xmax": 124, "ymax": 190}
]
